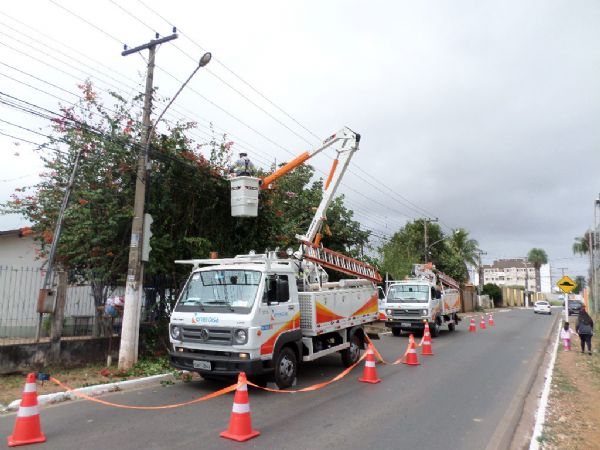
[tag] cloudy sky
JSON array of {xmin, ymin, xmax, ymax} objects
[{"xmin": 1, "ymin": 0, "xmax": 598, "ymax": 282}]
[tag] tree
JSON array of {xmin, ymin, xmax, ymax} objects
[
  {"xmin": 378, "ymin": 220, "xmax": 473, "ymax": 284},
  {"xmin": 446, "ymin": 228, "xmax": 479, "ymax": 282},
  {"xmin": 2, "ymin": 82, "xmax": 371, "ymax": 329},
  {"xmin": 527, "ymin": 248, "xmax": 548, "ymax": 293},
  {"xmin": 574, "ymin": 275, "xmax": 586, "ymax": 295},
  {"xmin": 573, "ymin": 231, "xmax": 593, "ymax": 255},
  {"xmin": 482, "ymin": 283, "xmax": 502, "ymax": 306}
]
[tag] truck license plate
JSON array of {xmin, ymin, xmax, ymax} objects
[
  {"xmin": 401, "ymin": 323, "xmax": 412, "ymax": 328},
  {"xmin": 193, "ymin": 360, "xmax": 211, "ymax": 370}
]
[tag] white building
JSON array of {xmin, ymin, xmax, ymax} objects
[
  {"xmin": 0, "ymin": 229, "xmax": 44, "ymax": 268},
  {"xmin": 482, "ymin": 258, "xmax": 551, "ymax": 293}
]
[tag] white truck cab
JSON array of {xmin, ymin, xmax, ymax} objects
[{"xmin": 384, "ymin": 264, "xmax": 461, "ymax": 337}]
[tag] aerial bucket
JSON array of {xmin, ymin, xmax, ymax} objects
[{"xmin": 230, "ymin": 176, "xmax": 260, "ymax": 217}]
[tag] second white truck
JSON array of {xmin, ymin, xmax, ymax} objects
[{"xmin": 383, "ymin": 263, "xmax": 461, "ymax": 337}]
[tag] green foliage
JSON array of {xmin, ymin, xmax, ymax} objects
[
  {"xmin": 528, "ymin": 248, "xmax": 548, "ymax": 292},
  {"xmin": 573, "ymin": 275, "xmax": 586, "ymax": 294},
  {"xmin": 378, "ymin": 220, "xmax": 478, "ymax": 284},
  {"xmin": 573, "ymin": 232, "xmax": 592, "ymax": 255},
  {"xmin": 482, "ymin": 283, "xmax": 502, "ymax": 305},
  {"xmin": 2, "ymin": 81, "xmax": 370, "ymax": 299}
]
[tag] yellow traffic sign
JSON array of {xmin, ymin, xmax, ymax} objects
[{"xmin": 557, "ymin": 276, "xmax": 577, "ymax": 293}]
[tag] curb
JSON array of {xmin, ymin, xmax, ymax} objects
[{"xmin": 4, "ymin": 372, "xmax": 177, "ymax": 412}]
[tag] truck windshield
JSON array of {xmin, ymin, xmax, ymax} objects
[
  {"xmin": 387, "ymin": 284, "xmax": 429, "ymax": 303},
  {"xmin": 178, "ymin": 270, "xmax": 262, "ymax": 310}
]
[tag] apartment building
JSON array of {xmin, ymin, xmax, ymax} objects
[{"xmin": 482, "ymin": 258, "xmax": 539, "ymax": 291}]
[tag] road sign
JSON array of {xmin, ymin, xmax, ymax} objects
[{"xmin": 557, "ymin": 276, "xmax": 577, "ymax": 293}]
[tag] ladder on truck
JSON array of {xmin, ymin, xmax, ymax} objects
[{"xmin": 300, "ymin": 240, "xmax": 382, "ymax": 283}]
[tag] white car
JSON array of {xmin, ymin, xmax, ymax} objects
[{"xmin": 533, "ymin": 300, "xmax": 551, "ymax": 315}]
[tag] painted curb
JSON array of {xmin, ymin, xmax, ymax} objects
[
  {"xmin": 529, "ymin": 321, "xmax": 561, "ymax": 449},
  {"xmin": 5, "ymin": 372, "xmax": 177, "ymax": 412}
]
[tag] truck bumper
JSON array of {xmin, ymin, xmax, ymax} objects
[
  {"xmin": 385, "ymin": 320, "xmax": 426, "ymax": 330},
  {"xmin": 170, "ymin": 350, "xmax": 272, "ymax": 377}
]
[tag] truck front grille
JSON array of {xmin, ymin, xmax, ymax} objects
[
  {"xmin": 391, "ymin": 309, "xmax": 422, "ymax": 317},
  {"xmin": 181, "ymin": 326, "xmax": 233, "ymax": 345}
]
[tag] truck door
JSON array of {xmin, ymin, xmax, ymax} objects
[{"xmin": 258, "ymin": 274, "xmax": 298, "ymax": 356}]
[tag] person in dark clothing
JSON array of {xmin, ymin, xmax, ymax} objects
[{"xmin": 576, "ymin": 306, "xmax": 594, "ymax": 355}]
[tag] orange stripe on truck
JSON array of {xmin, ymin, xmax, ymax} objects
[
  {"xmin": 260, "ymin": 312, "xmax": 301, "ymax": 355},
  {"xmin": 316, "ymin": 302, "xmax": 346, "ymax": 324},
  {"xmin": 350, "ymin": 293, "xmax": 378, "ymax": 317}
]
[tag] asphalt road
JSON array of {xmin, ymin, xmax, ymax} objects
[{"xmin": 0, "ymin": 308, "xmax": 557, "ymax": 450}]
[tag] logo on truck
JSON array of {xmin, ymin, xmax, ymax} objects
[{"xmin": 192, "ymin": 314, "xmax": 219, "ymax": 325}]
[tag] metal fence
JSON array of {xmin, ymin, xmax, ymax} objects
[{"xmin": 0, "ymin": 266, "xmax": 187, "ymax": 343}]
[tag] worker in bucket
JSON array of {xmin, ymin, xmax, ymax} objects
[{"xmin": 232, "ymin": 152, "xmax": 255, "ymax": 176}]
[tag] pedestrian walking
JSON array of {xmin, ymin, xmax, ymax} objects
[
  {"xmin": 576, "ymin": 306, "xmax": 594, "ymax": 355},
  {"xmin": 560, "ymin": 321, "xmax": 574, "ymax": 351}
]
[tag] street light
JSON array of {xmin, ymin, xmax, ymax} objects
[{"xmin": 426, "ymin": 230, "xmax": 458, "ymax": 260}]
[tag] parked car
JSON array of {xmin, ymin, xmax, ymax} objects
[
  {"xmin": 568, "ymin": 300, "xmax": 584, "ymax": 316},
  {"xmin": 533, "ymin": 300, "xmax": 551, "ymax": 315}
]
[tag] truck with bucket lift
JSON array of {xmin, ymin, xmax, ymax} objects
[
  {"xmin": 383, "ymin": 263, "xmax": 461, "ymax": 337},
  {"xmin": 169, "ymin": 127, "xmax": 382, "ymax": 389}
]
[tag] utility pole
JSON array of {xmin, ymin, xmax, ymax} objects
[
  {"xmin": 475, "ymin": 250, "xmax": 487, "ymax": 292},
  {"xmin": 118, "ymin": 33, "xmax": 178, "ymax": 370},
  {"xmin": 423, "ymin": 218, "xmax": 438, "ymax": 262},
  {"xmin": 523, "ymin": 258, "xmax": 530, "ymax": 308},
  {"xmin": 593, "ymin": 195, "xmax": 600, "ymax": 313},
  {"xmin": 556, "ymin": 267, "xmax": 569, "ymax": 319}
]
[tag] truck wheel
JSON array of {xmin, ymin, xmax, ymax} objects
[
  {"xmin": 341, "ymin": 333, "xmax": 362, "ymax": 367},
  {"xmin": 430, "ymin": 321, "xmax": 440, "ymax": 338},
  {"xmin": 392, "ymin": 327, "xmax": 401, "ymax": 337},
  {"xmin": 274, "ymin": 347, "xmax": 297, "ymax": 389},
  {"xmin": 448, "ymin": 322, "xmax": 456, "ymax": 332}
]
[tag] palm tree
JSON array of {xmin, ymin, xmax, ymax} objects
[
  {"xmin": 573, "ymin": 231, "xmax": 593, "ymax": 255},
  {"xmin": 527, "ymin": 248, "xmax": 548, "ymax": 292},
  {"xmin": 448, "ymin": 228, "xmax": 479, "ymax": 280}
]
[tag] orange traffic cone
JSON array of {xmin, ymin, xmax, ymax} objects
[
  {"xmin": 479, "ymin": 316, "xmax": 487, "ymax": 330},
  {"xmin": 378, "ymin": 312, "xmax": 387, "ymax": 321},
  {"xmin": 469, "ymin": 317, "xmax": 477, "ymax": 332},
  {"xmin": 403, "ymin": 334, "xmax": 421, "ymax": 366},
  {"xmin": 7, "ymin": 373, "xmax": 46, "ymax": 447},
  {"xmin": 359, "ymin": 343, "xmax": 381, "ymax": 384},
  {"xmin": 220, "ymin": 372, "xmax": 260, "ymax": 442},
  {"xmin": 488, "ymin": 313, "xmax": 495, "ymax": 326},
  {"xmin": 421, "ymin": 323, "xmax": 434, "ymax": 356}
]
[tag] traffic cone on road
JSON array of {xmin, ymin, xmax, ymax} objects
[
  {"xmin": 468, "ymin": 318, "xmax": 477, "ymax": 333},
  {"xmin": 359, "ymin": 343, "xmax": 381, "ymax": 384},
  {"xmin": 7, "ymin": 373, "xmax": 46, "ymax": 447},
  {"xmin": 421, "ymin": 323, "xmax": 434, "ymax": 356},
  {"xmin": 479, "ymin": 316, "xmax": 487, "ymax": 330},
  {"xmin": 220, "ymin": 372, "xmax": 260, "ymax": 442},
  {"xmin": 488, "ymin": 313, "xmax": 495, "ymax": 326},
  {"xmin": 403, "ymin": 334, "xmax": 421, "ymax": 366}
]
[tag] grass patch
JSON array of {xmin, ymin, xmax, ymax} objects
[{"xmin": 551, "ymin": 366, "xmax": 578, "ymax": 394}]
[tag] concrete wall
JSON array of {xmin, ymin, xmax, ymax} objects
[{"xmin": 0, "ymin": 337, "xmax": 119, "ymax": 375}]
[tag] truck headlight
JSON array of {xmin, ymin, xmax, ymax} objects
[
  {"xmin": 170, "ymin": 325, "xmax": 182, "ymax": 340},
  {"xmin": 422, "ymin": 309, "xmax": 428, "ymax": 316},
  {"xmin": 233, "ymin": 328, "xmax": 248, "ymax": 344},
  {"xmin": 386, "ymin": 309, "xmax": 392, "ymax": 315}
]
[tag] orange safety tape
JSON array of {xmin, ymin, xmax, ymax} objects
[
  {"xmin": 247, "ymin": 350, "xmax": 368, "ymax": 393},
  {"xmin": 49, "ymin": 377, "xmax": 239, "ymax": 410},
  {"xmin": 364, "ymin": 334, "xmax": 411, "ymax": 366}
]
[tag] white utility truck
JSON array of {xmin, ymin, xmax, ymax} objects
[
  {"xmin": 169, "ymin": 128, "xmax": 381, "ymax": 389},
  {"xmin": 383, "ymin": 263, "xmax": 461, "ymax": 337}
]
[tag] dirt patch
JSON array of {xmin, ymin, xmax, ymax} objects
[
  {"xmin": 539, "ymin": 314, "xmax": 600, "ymax": 449},
  {"xmin": 0, "ymin": 356, "xmax": 185, "ymax": 408}
]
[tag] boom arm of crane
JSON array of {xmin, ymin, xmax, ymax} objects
[{"xmin": 260, "ymin": 127, "xmax": 360, "ymax": 245}]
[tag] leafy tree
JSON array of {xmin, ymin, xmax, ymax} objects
[
  {"xmin": 2, "ymin": 81, "xmax": 371, "ymax": 329},
  {"xmin": 573, "ymin": 275, "xmax": 585, "ymax": 295},
  {"xmin": 527, "ymin": 248, "xmax": 548, "ymax": 293},
  {"xmin": 482, "ymin": 283, "xmax": 502, "ymax": 306},
  {"xmin": 573, "ymin": 231, "xmax": 593, "ymax": 255}
]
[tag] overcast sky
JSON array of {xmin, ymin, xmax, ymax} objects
[{"xmin": 1, "ymin": 0, "xmax": 598, "ymax": 281}]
